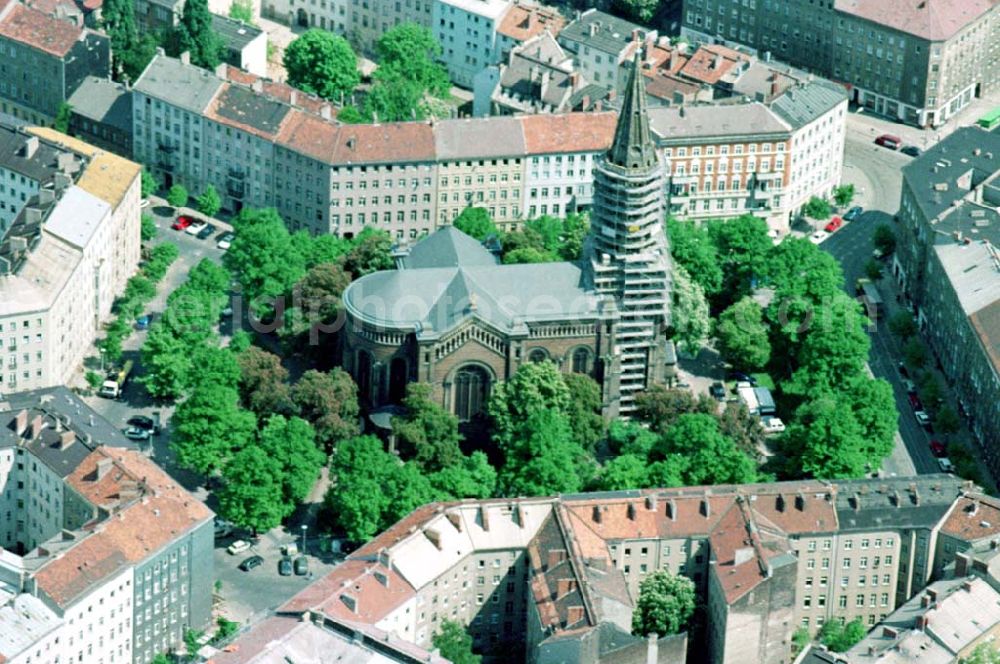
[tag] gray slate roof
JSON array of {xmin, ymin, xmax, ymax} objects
[
  {"xmin": 399, "ymin": 225, "xmax": 498, "ymax": 269},
  {"xmin": 67, "ymin": 76, "xmax": 133, "ymax": 133},
  {"xmin": 0, "ymin": 122, "xmax": 64, "ymax": 182},
  {"xmin": 134, "ymin": 54, "xmax": 223, "ymax": 113},
  {"xmin": 211, "ymin": 13, "xmax": 262, "ymax": 51},
  {"xmin": 832, "ymin": 475, "xmax": 965, "ymax": 532},
  {"xmin": 433, "ymin": 116, "xmax": 526, "ymax": 161},
  {"xmin": 559, "ymin": 9, "xmax": 647, "ymax": 55},
  {"xmin": 902, "ymin": 126, "xmax": 1000, "ymax": 223},
  {"xmin": 215, "ymin": 84, "xmax": 289, "ymax": 135},
  {"xmin": 768, "ymin": 80, "xmax": 847, "ymax": 129},
  {"xmin": 647, "ymin": 102, "xmax": 791, "ymax": 141}
]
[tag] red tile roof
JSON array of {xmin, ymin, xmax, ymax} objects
[
  {"xmin": 222, "ymin": 66, "xmax": 331, "ymax": 116},
  {"xmin": 709, "ymin": 501, "xmax": 786, "ymax": 604},
  {"xmin": 0, "ymin": 3, "xmax": 82, "ymax": 57},
  {"xmin": 277, "ymin": 112, "xmax": 436, "ymax": 166},
  {"xmin": 520, "ymin": 112, "xmax": 617, "ymax": 155},
  {"xmin": 678, "ymin": 45, "xmax": 749, "ymax": 85},
  {"xmin": 497, "ymin": 4, "xmax": 566, "ymax": 41},
  {"xmin": 33, "ymin": 448, "xmax": 212, "ymax": 608},
  {"xmin": 280, "ymin": 559, "xmax": 415, "ymax": 623},
  {"xmin": 834, "ymin": 0, "xmax": 998, "ymax": 41},
  {"xmin": 940, "ymin": 494, "xmax": 1000, "ymax": 541}
]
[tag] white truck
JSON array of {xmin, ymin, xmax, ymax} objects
[{"xmin": 99, "ymin": 360, "xmax": 133, "ymax": 399}]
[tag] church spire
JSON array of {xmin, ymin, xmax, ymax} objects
[{"xmin": 607, "ymin": 48, "xmax": 658, "ymax": 171}]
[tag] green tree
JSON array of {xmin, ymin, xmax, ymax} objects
[
  {"xmin": 598, "ymin": 454, "xmax": 649, "ymax": 490},
  {"xmin": 171, "ymin": 383, "xmax": 257, "ymax": 476},
  {"xmin": 802, "ymin": 196, "xmax": 832, "ymax": 220},
  {"xmin": 363, "ymin": 76, "xmax": 427, "ymax": 122},
  {"xmin": 503, "ymin": 246, "xmax": 556, "ymax": 264},
  {"xmin": 141, "ymin": 324, "xmax": 194, "ymax": 399},
  {"xmin": 708, "ymin": 215, "xmax": 773, "ymax": 305},
  {"xmin": 173, "ymin": 0, "xmax": 222, "ymax": 69},
  {"xmin": 141, "ymin": 212, "xmax": 158, "ymax": 241},
  {"xmin": 844, "ymin": 375, "xmax": 897, "ymax": 466},
  {"xmin": 432, "ymin": 620, "xmax": 481, "ymax": 664},
  {"xmin": 819, "ymin": 617, "xmax": 866, "ymax": 653},
  {"xmin": 141, "ymin": 169, "xmax": 158, "ymax": 198},
  {"xmin": 888, "ymin": 311, "xmax": 918, "ymax": 340},
  {"xmin": 393, "ymin": 382, "xmax": 464, "ymax": 472},
  {"xmin": 452, "ymin": 207, "xmax": 497, "ymax": 241},
  {"xmin": 498, "ymin": 409, "xmax": 589, "ymax": 496},
  {"xmin": 291, "ymin": 369, "xmax": 360, "ymax": 453},
  {"xmin": 258, "ymin": 414, "xmax": 325, "ymax": 505},
  {"xmin": 672, "ymin": 264, "xmax": 711, "ymax": 355},
  {"xmin": 283, "ymin": 261, "xmax": 351, "ymax": 341},
  {"xmin": 766, "ymin": 237, "xmax": 845, "ymax": 304},
  {"xmin": 488, "ymin": 361, "xmax": 570, "ymax": 445},
  {"xmin": 786, "ymin": 294, "xmax": 870, "ymax": 395},
  {"xmin": 936, "ymin": 405, "xmax": 961, "ymax": 435},
  {"xmin": 101, "ymin": 0, "xmax": 141, "ymax": 80},
  {"xmin": 284, "ymin": 30, "xmax": 360, "ymax": 101},
  {"xmin": 562, "ymin": 373, "xmax": 605, "ymax": 454},
  {"xmin": 237, "ymin": 346, "xmax": 295, "ymax": 415},
  {"xmin": 341, "ymin": 227, "xmax": 393, "ymax": 277},
  {"xmin": 151, "ymin": 655, "xmax": 171, "ymax": 664},
  {"xmin": 715, "ymin": 297, "xmax": 771, "ymax": 370},
  {"xmin": 429, "ymin": 451, "xmax": 497, "ymax": 499},
  {"xmin": 784, "ymin": 394, "xmax": 869, "ymax": 479},
  {"xmin": 833, "ymin": 184, "xmax": 856, "ymax": 207},
  {"xmin": 667, "ymin": 217, "xmax": 723, "ymax": 297},
  {"xmin": 634, "ymin": 385, "xmax": 715, "ymax": 434},
  {"xmin": 606, "ymin": 419, "xmax": 658, "ymax": 457},
  {"xmin": 865, "ymin": 258, "xmax": 883, "ymax": 282},
  {"xmin": 119, "ymin": 33, "xmax": 159, "ymax": 82},
  {"xmin": 874, "ymin": 224, "xmax": 896, "ymax": 255},
  {"xmin": 218, "ymin": 444, "xmax": 287, "ymax": 533},
  {"xmin": 224, "ymin": 208, "xmax": 306, "ymax": 308},
  {"xmin": 53, "ymin": 102, "xmax": 72, "ymax": 133},
  {"xmin": 374, "ymin": 23, "xmax": 450, "ymax": 97},
  {"xmin": 655, "ymin": 413, "xmax": 758, "ymax": 486},
  {"xmin": 791, "ymin": 627, "xmax": 811, "ymax": 656},
  {"xmin": 903, "ymin": 337, "xmax": 929, "ymax": 369},
  {"xmin": 166, "ymin": 184, "xmax": 188, "ymax": 208},
  {"xmin": 336, "ymin": 105, "xmax": 366, "ymax": 123},
  {"xmin": 612, "ymin": 0, "xmax": 658, "ymax": 22},
  {"xmin": 196, "ymin": 184, "xmax": 222, "ymax": 217},
  {"xmin": 559, "ymin": 212, "xmax": 590, "ymax": 261},
  {"xmin": 631, "ymin": 570, "xmax": 696, "ymax": 637},
  {"xmin": 228, "ymin": 0, "xmax": 254, "ymax": 23},
  {"xmin": 961, "ymin": 643, "xmax": 1000, "ymax": 664}
]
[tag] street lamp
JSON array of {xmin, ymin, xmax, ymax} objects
[{"xmin": 300, "ymin": 524, "xmax": 308, "ymax": 556}]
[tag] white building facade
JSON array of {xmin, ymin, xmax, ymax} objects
[{"xmin": 432, "ymin": 0, "xmax": 512, "ymax": 88}]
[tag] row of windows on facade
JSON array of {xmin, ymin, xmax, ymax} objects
[
  {"xmin": 804, "ymin": 574, "xmax": 894, "ymax": 591},
  {"xmin": 803, "ymin": 555, "xmax": 894, "ymax": 571},
  {"xmin": 802, "ymin": 612, "xmax": 886, "ymax": 630}
]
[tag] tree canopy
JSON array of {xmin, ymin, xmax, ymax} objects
[
  {"xmin": 284, "ymin": 30, "xmax": 360, "ymax": 101},
  {"xmin": 715, "ymin": 297, "xmax": 771, "ymax": 370},
  {"xmin": 452, "ymin": 207, "xmax": 497, "ymax": 241},
  {"xmin": 173, "ymin": 0, "xmax": 222, "ymax": 69},
  {"xmin": 631, "ymin": 570, "xmax": 696, "ymax": 638},
  {"xmin": 218, "ymin": 444, "xmax": 287, "ymax": 534},
  {"xmin": 432, "ymin": 620, "xmax": 481, "ymax": 664},
  {"xmin": 393, "ymin": 383, "xmax": 464, "ymax": 472},
  {"xmin": 171, "ymin": 382, "xmax": 257, "ymax": 476},
  {"xmin": 291, "ymin": 369, "xmax": 360, "ymax": 454}
]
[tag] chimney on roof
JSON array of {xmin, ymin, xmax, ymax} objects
[
  {"xmin": 54, "ymin": 171, "xmax": 72, "ymax": 191},
  {"xmin": 252, "ymin": 79, "xmax": 263, "ymax": 93},
  {"xmin": 38, "ymin": 188, "xmax": 54, "ymax": 205},
  {"xmin": 775, "ymin": 494, "xmax": 786, "ymax": 512},
  {"xmin": 892, "ymin": 490, "xmax": 901, "ymax": 507},
  {"xmin": 667, "ymin": 499, "xmax": 677, "ymax": 521},
  {"xmin": 479, "ymin": 505, "xmax": 490, "ymax": 531},
  {"xmin": 916, "ymin": 613, "xmax": 930, "ymax": 630},
  {"xmin": 374, "ymin": 570, "xmax": 390, "ymax": 588},
  {"xmin": 346, "ymin": 137, "xmax": 356, "ymax": 150},
  {"xmin": 214, "ymin": 62, "xmax": 228, "ymax": 78},
  {"xmin": 645, "ymin": 495, "xmax": 656, "ymax": 511},
  {"xmin": 669, "ymin": 48, "xmax": 679, "ymax": 71},
  {"xmin": 179, "ymin": 51, "xmax": 190, "ymax": 65},
  {"xmin": 96, "ymin": 457, "xmax": 113, "ymax": 479},
  {"xmin": 631, "ymin": 28, "xmax": 640, "ymax": 41},
  {"xmin": 882, "ymin": 626, "xmax": 899, "ymax": 639},
  {"xmin": 424, "ymin": 528, "xmax": 442, "ymax": 550},
  {"xmin": 956, "ymin": 551, "xmax": 971, "ymax": 577},
  {"xmin": 22, "ymin": 136, "xmax": 39, "ymax": 159},
  {"xmin": 13, "ymin": 409, "xmax": 28, "ymax": 435},
  {"xmin": 588, "ymin": 22, "xmax": 598, "ymax": 37},
  {"xmin": 852, "ymin": 492, "xmax": 862, "ymax": 511},
  {"xmin": 58, "ymin": 430, "xmax": 76, "ymax": 449},
  {"xmin": 378, "ymin": 548, "xmax": 392, "ymax": 568},
  {"xmin": 514, "ymin": 504, "xmax": 526, "ymax": 528},
  {"xmin": 711, "ymin": 54, "xmax": 722, "ymax": 70},
  {"xmin": 679, "ymin": 105, "xmax": 685, "ymax": 118},
  {"xmin": 592, "ymin": 505, "xmax": 602, "ymax": 523},
  {"xmin": 701, "ymin": 498, "xmax": 711, "ymax": 518},
  {"xmin": 341, "ymin": 593, "xmax": 358, "ymax": 614},
  {"xmin": 446, "ymin": 511, "xmax": 462, "ymax": 532},
  {"xmin": 627, "ymin": 503, "xmax": 637, "ymax": 520},
  {"xmin": 927, "ymin": 588, "xmax": 937, "ymax": 601},
  {"xmin": 30, "ymin": 414, "xmax": 44, "ymax": 439},
  {"xmin": 770, "ymin": 77, "xmax": 780, "ymax": 98},
  {"xmin": 795, "ymin": 493, "xmax": 806, "ymax": 511},
  {"xmin": 556, "ymin": 578, "xmax": 577, "ymax": 599}
]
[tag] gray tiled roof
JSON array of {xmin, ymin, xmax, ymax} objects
[
  {"xmin": 0, "ymin": 122, "xmax": 64, "ymax": 182},
  {"xmin": 832, "ymin": 475, "xmax": 965, "ymax": 532},
  {"xmin": 67, "ymin": 76, "xmax": 133, "ymax": 133},
  {"xmin": 768, "ymin": 80, "xmax": 847, "ymax": 129},
  {"xmin": 133, "ymin": 54, "xmax": 223, "ymax": 113},
  {"xmin": 559, "ymin": 9, "xmax": 647, "ymax": 55},
  {"xmin": 214, "ymin": 84, "xmax": 289, "ymax": 135},
  {"xmin": 399, "ymin": 225, "xmax": 498, "ymax": 269},
  {"xmin": 647, "ymin": 102, "xmax": 791, "ymax": 141},
  {"xmin": 211, "ymin": 13, "xmax": 262, "ymax": 51},
  {"xmin": 433, "ymin": 116, "xmax": 526, "ymax": 160}
]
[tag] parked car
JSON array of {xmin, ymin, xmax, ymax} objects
[
  {"xmin": 196, "ymin": 222, "xmax": 217, "ymax": 240},
  {"xmin": 875, "ymin": 134, "xmax": 902, "ymax": 150},
  {"xmin": 824, "ymin": 216, "xmax": 844, "ymax": 233},
  {"xmin": 761, "ymin": 416, "xmax": 786, "ymax": 435},
  {"xmin": 214, "ymin": 519, "xmax": 234, "ymax": 538},
  {"xmin": 908, "ymin": 393, "xmax": 924, "ymax": 411},
  {"xmin": 127, "ymin": 415, "xmax": 159, "ymax": 434},
  {"xmin": 123, "ymin": 426, "xmax": 150, "ymax": 441},
  {"xmin": 843, "ymin": 206, "xmax": 863, "ymax": 222},
  {"xmin": 898, "ymin": 362, "xmax": 909, "ymax": 378},
  {"xmin": 901, "ymin": 145, "xmax": 921, "ymax": 157},
  {"xmin": 929, "ymin": 440, "xmax": 947, "ymax": 458},
  {"xmin": 937, "ymin": 457, "xmax": 955, "ymax": 473},
  {"xmin": 227, "ymin": 540, "xmax": 252, "ymax": 555},
  {"xmin": 727, "ymin": 371, "xmax": 757, "ymax": 385},
  {"xmin": 171, "ymin": 215, "xmax": 194, "ymax": 231},
  {"xmin": 914, "ymin": 410, "xmax": 931, "ymax": 427},
  {"xmin": 281, "ymin": 543, "xmax": 299, "ymax": 557},
  {"xmin": 239, "ymin": 555, "xmax": 264, "ymax": 572},
  {"xmin": 135, "ymin": 314, "xmax": 152, "ymax": 330},
  {"xmin": 294, "ymin": 556, "xmax": 309, "ymax": 576},
  {"xmin": 185, "ymin": 220, "xmax": 208, "ymax": 236},
  {"xmin": 278, "ymin": 557, "xmax": 293, "ymax": 576},
  {"xmin": 809, "ymin": 230, "xmax": 829, "ymax": 244},
  {"xmin": 902, "ymin": 379, "xmax": 917, "ymax": 394},
  {"xmin": 709, "ymin": 382, "xmax": 726, "ymax": 401},
  {"xmin": 216, "ymin": 232, "xmax": 235, "ymax": 250}
]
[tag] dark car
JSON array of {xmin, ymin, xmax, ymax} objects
[
  {"xmin": 898, "ymin": 362, "xmax": 909, "ymax": 378},
  {"xmin": 709, "ymin": 382, "xmax": 726, "ymax": 401},
  {"xmin": 278, "ymin": 557, "xmax": 293, "ymax": 576},
  {"xmin": 843, "ymin": 206, "xmax": 863, "ymax": 222},
  {"xmin": 908, "ymin": 393, "xmax": 924, "ymax": 411},
  {"xmin": 196, "ymin": 222, "xmax": 217, "ymax": 240},
  {"xmin": 127, "ymin": 415, "xmax": 159, "ymax": 435},
  {"xmin": 239, "ymin": 555, "xmax": 264, "ymax": 572},
  {"xmin": 901, "ymin": 145, "xmax": 921, "ymax": 157},
  {"xmin": 294, "ymin": 556, "xmax": 309, "ymax": 576},
  {"xmin": 727, "ymin": 371, "xmax": 756, "ymax": 385},
  {"xmin": 929, "ymin": 440, "xmax": 947, "ymax": 458}
]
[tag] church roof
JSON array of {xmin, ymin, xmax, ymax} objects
[
  {"xmin": 607, "ymin": 50, "xmax": 658, "ymax": 171},
  {"xmin": 398, "ymin": 226, "xmax": 499, "ymax": 269},
  {"xmin": 344, "ymin": 261, "xmax": 602, "ymax": 337}
]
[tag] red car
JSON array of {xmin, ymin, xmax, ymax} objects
[
  {"xmin": 824, "ymin": 216, "xmax": 843, "ymax": 233},
  {"xmin": 908, "ymin": 393, "xmax": 924, "ymax": 411},
  {"xmin": 172, "ymin": 215, "xmax": 194, "ymax": 231},
  {"xmin": 929, "ymin": 440, "xmax": 947, "ymax": 458},
  {"xmin": 875, "ymin": 134, "xmax": 902, "ymax": 150}
]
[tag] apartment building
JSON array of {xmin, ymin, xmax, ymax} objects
[
  {"xmin": 0, "ymin": 126, "xmax": 141, "ymax": 394},
  {"xmin": 270, "ymin": 475, "xmax": 989, "ymax": 664},
  {"xmin": 893, "ymin": 127, "xmax": 1000, "ymax": 483},
  {"xmin": 558, "ymin": 9, "xmax": 655, "ymax": 90},
  {"xmin": 680, "ymin": 0, "xmax": 1000, "ymax": 127},
  {"xmin": 0, "ymin": 0, "xmax": 110, "ymax": 124},
  {"xmin": 67, "ymin": 76, "xmax": 134, "ymax": 158},
  {"xmin": 433, "ymin": 0, "xmax": 513, "ymax": 88},
  {"xmin": 0, "ymin": 388, "xmax": 214, "ymax": 664}
]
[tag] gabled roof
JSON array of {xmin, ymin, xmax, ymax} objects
[
  {"xmin": 769, "ymin": 81, "xmax": 848, "ymax": 129},
  {"xmin": 133, "ymin": 54, "xmax": 224, "ymax": 113},
  {"xmin": 834, "ymin": 0, "xmax": 999, "ymax": 42},
  {"xmin": 0, "ymin": 3, "xmax": 82, "ymax": 57},
  {"xmin": 398, "ymin": 226, "xmax": 498, "ymax": 269},
  {"xmin": 67, "ymin": 76, "xmax": 133, "ymax": 133}
]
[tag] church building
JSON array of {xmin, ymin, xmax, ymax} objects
[{"xmin": 341, "ymin": 54, "xmax": 674, "ymax": 420}]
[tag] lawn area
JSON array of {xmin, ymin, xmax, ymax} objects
[{"xmin": 752, "ymin": 372, "xmax": 776, "ymax": 390}]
